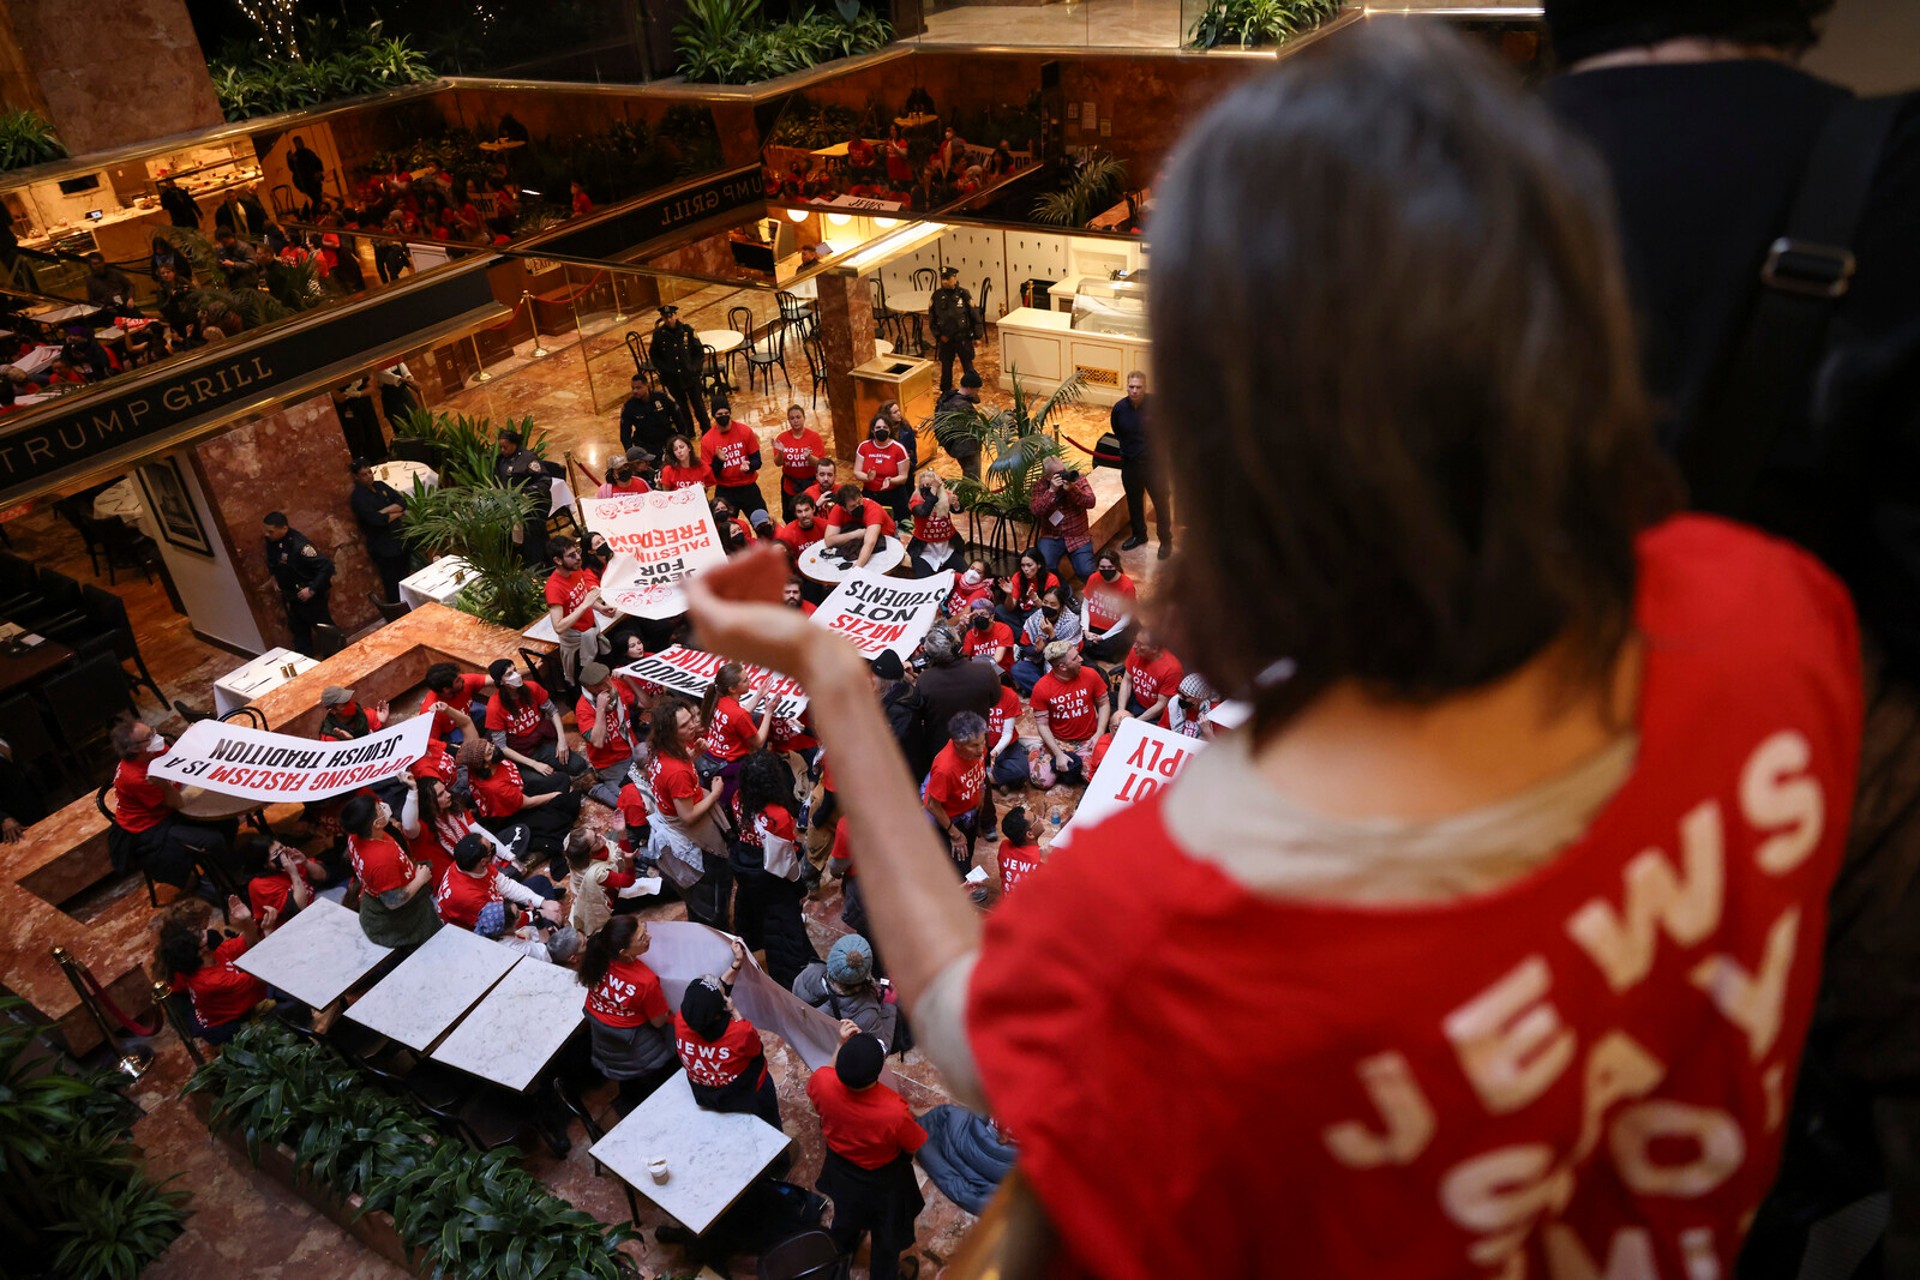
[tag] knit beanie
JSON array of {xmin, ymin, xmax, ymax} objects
[{"xmin": 837, "ymin": 1032, "xmax": 886, "ymax": 1089}]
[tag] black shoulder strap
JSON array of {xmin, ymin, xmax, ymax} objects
[{"xmin": 1677, "ymin": 93, "xmax": 1904, "ymax": 517}]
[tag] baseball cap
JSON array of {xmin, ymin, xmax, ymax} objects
[{"xmin": 320, "ymin": 685, "xmax": 354, "ymax": 707}]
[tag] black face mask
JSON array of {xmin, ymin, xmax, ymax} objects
[
  {"xmin": 972, "ymin": 614, "xmax": 992, "ymax": 632},
  {"xmin": 873, "ymin": 429, "xmax": 890, "ymax": 442},
  {"xmin": 1101, "ymin": 567, "xmax": 1120, "ymax": 580},
  {"xmin": 1042, "ymin": 607, "xmax": 1061, "ymax": 621}
]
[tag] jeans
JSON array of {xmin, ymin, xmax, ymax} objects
[
  {"xmin": 1037, "ymin": 536, "xmax": 1096, "ymax": 583},
  {"xmin": 1010, "ymin": 658, "xmax": 1045, "ymax": 697},
  {"xmin": 589, "ymin": 752, "xmax": 636, "ymax": 809},
  {"xmin": 990, "ymin": 746, "xmax": 1030, "ymax": 789}
]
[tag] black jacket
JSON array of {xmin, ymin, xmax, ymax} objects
[
  {"xmin": 266, "ymin": 529, "xmax": 335, "ymax": 597},
  {"xmin": 350, "ymin": 480, "xmax": 408, "ymax": 557},
  {"xmin": 929, "ymin": 285, "xmax": 976, "ymax": 341},
  {"xmin": 619, "ymin": 391, "xmax": 677, "ymax": 455},
  {"xmin": 650, "ymin": 322, "xmax": 704, "ymax": 381}
]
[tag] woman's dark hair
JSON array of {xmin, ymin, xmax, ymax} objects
[
  {"xmin": 564, "ymin": 829, "xmax": 601, "ymax": 872},
  {"xmin": 736, "ymin": 750, "xmax": 791, "ymax": 820},
  {"xmin": 666, "ymin": 433, "xmax": 696, "ymax": 467},
  {"xmin": 488, "ymin": 658, "xmax": 533, "ymax": 715},
  {"xmin": 650, "ymin": 696, "xmax": 699, "ymax": 762},
  {"xmin": 1150, "ymin": 24, "xmax": 1673, "ymax": 742},
  {"xmin": 414, "ymin": 772, "xmax": 461, "ymax": 829},
  {"xmin": 577, "ymin": 916, "xmax": 641, "ymax": 990},
  {"xmin": 235, "ymin": 833, "xmax": 275, "ymax": 877},
  {"xmin": 158, "ymin": 923, "xmax": 205, "ymax": 977},
  {"xmin": 340, "ymin": 794, "xmax": 380, "ymax": 839},
  {"xmin": 700, "ymin": 663, "xmax": 746, "ymax": 729}
]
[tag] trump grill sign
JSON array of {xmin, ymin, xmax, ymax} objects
[{"xmin": 582, "ymin": 489, "xmax": 726, "ymax": 619}]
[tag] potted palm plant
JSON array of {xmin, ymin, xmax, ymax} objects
[{"xmin": 931, "ymin": 370, "xmax": 1085, "ymax": 562}]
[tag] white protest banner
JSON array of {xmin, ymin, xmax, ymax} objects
[
  {"xmin": 581, "ymin": 489, "xmax": 725, "ymax": 619},
  {"xmin": 616, "ymin": 646, "xmax": 808, "ymax": 720},
  {"xmin": 1055, "ymin": 716, "xmax": 1207, "ymax": 849},
  {"xmin": 149, "ymin": 715, "xmax": 434, "ymax": 804},
  {"xmin": 641, "ymin": 922, "xmax": 893, "ymax": 1083},
  {"xmin": 812, "ymin": 567, "xmax": 954, "ymax": 660}
]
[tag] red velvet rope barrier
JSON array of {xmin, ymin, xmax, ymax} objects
[{"xmin": 76, "ymin": 958, "xmax": 163, "ymax": 1037}]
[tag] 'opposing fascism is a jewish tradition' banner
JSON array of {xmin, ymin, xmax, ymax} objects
[{"xmin": 148, "ymin": 716, "xmax": 433, "ymax": 803}]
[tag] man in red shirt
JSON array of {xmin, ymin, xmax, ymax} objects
[
  {"xmin": 421, "ymin": 662, "xmax": 492, "ymax": 746},
  {"xmin": 158, "ymin": 903, "xmax": 271, "ymax": 1043},
  {"xmin": 774, "ymin": 495, "xmax": 828, "ymax": 565},
  {"xmin": 1081, "ymin": 550, "xmax": 1138, "ymax": 661},
  {"xmin": 808, "ymin": 1023, "xmax": 927, "ymax": 1280},
  {"xmin": 773, "ymin": 404, "xmax": 826, "ymax": 520},
  {"xmin": 960, "ymin": 597, "xmax": 1015, "ymax": 672},
  {"xmin": 802, "ymin": 458, "xmax": 839, "ymax": 509},
  {"xmin": 1116, "ymin": 627, "xmax": 1185, "ymax": 725},
  {"xmin": 924, "ymin": 711, "xmax": 989, "ymax": 874},
  {"xmin": 1029, "ymin": 640, "xmax": 1109, "ymax": 787},
  {"xmin": 823, "ymin": 484, "xmax": 897, "ymax": 568},
  {"xmin": 108, "ymin": 719, "xmax": 235, "ymax": 891},
  {"xmin": 546, "ymin": 536, "xmax": 609, "ymax": 685},
  {"xmin": 700, "ymin": 403, "xmax": 767, "ymax": 523},
  {"xmin": 783, "ymin": 576, "xmax": 818, "ymax": 617},
  {"xmin": 576, "ymin": 660, "xmax": 639, "ymax": 808},
  {"xmin": 433, "ymin": 832, "xmax": 560, "ymax": 930},
  {"xmin": 996, "ymin": 806, "xmax": 1043, "ymax": 897}
]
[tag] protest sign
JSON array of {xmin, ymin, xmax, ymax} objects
[
  {"xmin": 616, "ymin": 646, "xmax": 808, "ymax": 720},
  {"xmin": 581, "ymin": 489, "xmax": 725, "ymax": 619},
  {"xmin": 812, "ymin": 567, "xmax": 954, "ymax": 660},
  {"xmin": 1055, "ymin": 717, "xmax": 1207, "ymax": 849},
  {"xmin": 149, "ymin": 716, "xmax": 434, "ymax": 803}
]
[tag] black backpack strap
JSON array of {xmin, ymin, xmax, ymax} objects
[{"xmin": 1677, "ymin": 93, "xmax": 1904, "ymax": 516}]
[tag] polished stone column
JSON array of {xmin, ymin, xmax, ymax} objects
[
  {"xmin": 815, "ymin": 273, "xmax": 878, "ymax": 461},
  {"xmin": 0, "ymin": 0, "xmax": 222, "ymax": 155}
]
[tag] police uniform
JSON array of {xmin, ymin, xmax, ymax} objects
[
  {"xmin": 265, "ymin": 528, "xmax": 336, "ymax": 653},
  {"xmin": 350, "ymin": 478, "xmax": 411, "ymax": 603},
  {"xmin": 649, "ymin": 318, "xmax": 709, "ymax": 434},
  {"xmin": 928, "ymin": 279, "xmax": 978, "ymax": 393},
  {"xmin": 619, "ymin": 388, "xmax": 677, "ymax": 459}
]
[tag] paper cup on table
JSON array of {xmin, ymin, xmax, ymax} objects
[{"xmin": 648, "ymin": 1157, "xmax": 670, "ymax": 1184}]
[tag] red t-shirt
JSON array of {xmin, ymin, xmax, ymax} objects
[
  {"xmin": 348, "ymin": 832, "xmax": 418, "ymax": 897},
  {"xmin": 1008, "ymin": 571, "xmax": 1059, "ymax": 614},
  {"xmin": 486, "ymin": 683, "xmax": 550, "ymax": 744},
  {"xmin": 661, "ymin": 461, "xmax": 714, "ymax": 491},
  {"xmin": 422, "ymin": 672, "xmax": 488, "ymax": 741},
  {"xmin": 775, "ymin": 428, "xmax": 826, "ymax": 489},
  {"xmin": 649, "ymin": 752, "xmax": 703, "ymax": 820},
  {"xmin": 176, "ymin": 935, "xmax": 268, "ymax": 1028},
  {"xmin": 112, "ymin": 755, "xmax": 170, "ymax": 833},
  {"xmin": 963, "ymin": 620, "xmax": 1016, "ymax": 672},
  {"xmin": 433, "ymin": 864, "xmax": 500, "ymax": 929},
  {"xmin": 1125, "ymin": 648, "xmax": 1186, "ymax": 712},
  {"xmin": 966, "ymin": 517, "xmax": 1863, "ymax": 1280},
  {"xmin": 808, "ymin": 1067, "xmax": 928, "ymax": 1169},
  {"xmin": 999, "ymin": 842, "xmax": 1043, "ymax": 897},
  {"xmin": 947, "ymin": 579, "xmax": 995, "ymax": 615},
  {"xmin": 701, "ymin": 422, "xmax": 761, "ymax": 487},
  {"xmin": 924, "ymin": 742, "xmax": 986, "ymax": 819},
  {"xmin": 247, "ymin": 873, "xmax": 295, "ymax": 922},
  {"xmin": 1085, "ymin": 572, "xmax": 1137, "ymax": 632},
  {"xmin": 825, "ymin": 498, "xmax": 897, "ymax": 537},
  {"xmin": 1031, "ymin": 667, "xmax": 1108, "ymax": 745},
  {"xmin": 598, "ymin": 477, "xmax": 653, "ymax": 497},
  {"xmin": 617, "ymin": 781, "xmax": 650, "ymax": 832},
  {"xmin": 545, "ymin": 567, "xmax": 601, "ymax": 633},
  {"xmin": 985, "ymin": 683, "xmax": 1022, "ymax": 745},
  {"xmin": 704, "ymin": 694, "xmax": 760, "ymax": 762},
  {"xmin": 674, "ymin": 1010, "xmax": 768, "ymax": 1088},
  {"xmin": 410, "ymin": 740, "xmax": 457, "ymax": 784},
  {"xmin": 469, "ymin": 761, "xmax": 526, "ymax": 819},
  {"xmin": 587, "ymin": 957, "xmax": 668, "ymax": 1028},
  {"xmin": 776, "ymin": 518, "xmax": 827, "ymax": 559},
  {"xmin": 856, "ymin": 439, "xmax": 909, "ymax": 492},
  {"xmin": 913, "ymin": 510, "xmax": 957, "ymax": 544},
  {"xmin": 577, "ymin": 683, "xmax": 638, "ymax": 770}
]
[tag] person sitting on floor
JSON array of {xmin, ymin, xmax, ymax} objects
[
  {"xmin": 157, "ymin": 899, "xmax": 272, "ymax": 1044},
  {"xmin": 457, "ymin": 737, "xmax": 584, "ymax": 870},
  {"xmin": 236, "ymin": 832, "xmax": 326, "ymax": 922},
  {"xmin": 484, "ymin": 658, "xmax": 589, "ymax": 777},
  {"xmin": 433, "ymin": 831, "xmax": 563, "ymax": 931}
]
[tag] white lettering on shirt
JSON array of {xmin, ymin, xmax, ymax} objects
[
  {"xmin": 1322, "ymin": 1051, "xmax": 1436, "ymax": 1168},
  {"xmin": 1565, "ymin": 801, "xmax": 1725, "ymax": 994},
  {"xmin": 1739, "ymin": 730, "xmax": 1823, "ymax": 874},
  {"xmin": 1443, "ymin": 955, "xmax": 1576, "ymax": 1115}
]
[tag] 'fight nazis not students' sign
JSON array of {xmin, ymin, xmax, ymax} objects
[
  {"xmin": 811, "ymin": 567, "xmax": 954, "ymax": 660},
  {"xmin": 150, "ymin": 716, "xmax": 434, "ymax": 803}
]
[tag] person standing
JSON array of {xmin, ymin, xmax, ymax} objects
[
  {"xmin": 700, "ymin": 402, "xmax": 767, "ymax": 522},
  {"xmin": 349, "ymin": 459, "xmax": 410, "ymax": 603},
  {"xmin": 263, "ymin": 512, "xmax": 335, "ymax": 653},
  {"xmin": 1111, "ymin": 372, "xmax": 1171, "ymax": 556},
  {"xmin": 931, "ymin": 371, "xmax": 985, "ymax": 481},
  {"xmin": 495, "ymin": 428, "xmax": 553, "ymax": 568},
  {"xmin": 915, "ymin": 623, "xmax": 1001, "ymax": 760},
  {"xmin": 158, "ymin": 178, "xmax": 202, "ymax": 229},
  {"xmin": 619, "ymin": 372, "xmax": 677, "ymax": 459},
  {"xmin": 578, "ymin": 917, "xmax": 678, "ymax": 1114},
  {"xmin": 807, "ymin": 1025, "xmax": 927, "ymax": 1280},
  {"xmin": 928, "ymin": 265, "xmax": 979, "ymax": 394},
  {"xmin": 649, "ymin": 305, "xmax": 709, "ymax": 434},
  {"xmin": 855, "ymin": 414, "xmax": 912, "ymax": 523},
  {"xmin": 288, "ymin": 136, "xmax": 327, "ymax": 211},
  {"xmin": 773, "ymin": 404, "xmax": 826, "ymax": 520}
]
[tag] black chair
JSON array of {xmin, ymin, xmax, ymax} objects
[
  {"xmin": 728, "ymin": 305, "xmax": 756, "ymax": 386},
  {"xmin": 96, "ymin": 782, "xmax": 158, "ymax": 908},
  {"xmin": 910, "ymin": 267, "xmax": 936, "ymax": 290},
  {"xmin": 973, "ymin": 274, "xmax": 994, "ymax": 332},
  {"xmin": 700, "ymin": 342, "xmax": 728, "ymax": 399},
  {"xmin": 758, "ymin": 1230, "xmax": 848, "ymax": 1280},
  {"xmin": 870, "ymin": 278, "xmax": 906, "ymax": 351},
  {"xmin": 40, "ymin": 654, "xmax": 134, "ymax": 774},
  {"xmin": 0, "ymin": 691, "xmax": 70, "ymax": 794},
  {"xmin": 52, "ymin": 498, "xmax": 106, "ymax": 578},
  {"xmin": 0, "ymin": 551, "xmax": 46, "ymax": 614},
  {"xmin": 310, "ymin": 623, "xmax": 346, "ymax": 658},
  {"xmin": 776, "ymin": 290, "xmax": 815, "ymax": 340},
  {"xmin": 746, "ymin": 319, "xmax": 792, "ymax": 397},
  {"xmin": 555, "ymin": 1073, "xmax": 642, "ymax": 1223},
  {"xmin": 36, "ymin": 569, "xmax": 83, "ymax": 617},
  {"xmin": 89, "ymin": 517, "xmax": 158, "ymax": 586},
  {"xmin": 221, "ymin": 706, "xmax": 267, "ymax": 729},
  {"xmin": 80, "ymin": 585, "xmax": 161, "ymax": 704},
  {"xmin": 368, "ymin": 591, "xmax": 410, "ymax": 624},
  {"xmin": 389, "ymin": 437, "xmax": 444, "ymax": 470},
  {"xmin": 623, "ymin": 330, "xmax": 656, "ymax": 378},
  {"xmin": 518, "ymin": 645, "xmax": 568, "ymax": 700},
  {"xmin": 800, "ymin": 333, "xmax": 826, "ymax": 411}
]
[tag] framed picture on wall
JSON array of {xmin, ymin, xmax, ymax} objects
[{"xmin": 136, "ymin": 457, "xmax": 213, "ymax": 557}]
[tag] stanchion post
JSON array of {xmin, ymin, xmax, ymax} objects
[
  {"xmin": 52, "ymin": 945, "xmax": 152, "ymax": 1080},
  {"xmin": 467, "ymin": 331, "xmax": 493, "ymax": 385},
  {"xmin": 526, "ymin": 289, "xmax": 550, "ymax": 359}
]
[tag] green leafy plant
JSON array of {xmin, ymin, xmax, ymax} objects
[
  {"xmin": 0, "ymin": 996, "xmax": 189, "ymax": 1272},
  {"xmin": 0, "ymin": 109, "xmax": 66, "ymax": 173},
  {"xmin": 1188, "ymin": 0, "xmax": 1339, "ymax": 50},
  {"xmin": 211, "ymin": 20, "xmax": 437, "ymax": 122},
  {"xmin": 932, "ymin": 370, "xmax": 1082, "ymax": 522},
  {"xmin": 674, "ymin": 0, "xmax": 892, "ymax": 85},
  {"xmin": 1032, "ymin": 153, "xmax": 1128, "ymax": 227},
  {"xmin": 188, "ymin": 1021, "xmax": 637, "ymax": 1278}
]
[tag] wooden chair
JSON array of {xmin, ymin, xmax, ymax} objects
[{"xmin": 368, "ymin": 591, "xmax": 410, "ymax": 624}]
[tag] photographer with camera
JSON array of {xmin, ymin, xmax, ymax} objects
[{"xmin": 1029, "ymin": 455, "xmax": 1098, "ymax": 584}]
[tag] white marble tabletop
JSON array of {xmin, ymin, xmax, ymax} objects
[
  {"xmin": 398, "ymin": 555, "xmax": 474, "ymax": 611},
  {"xmin": 591, "ymin": 1070, "xmax": 792, "ymax": 1234},
  {"xmin": 232, "ymin": 897, "xmax": 393, "ymax": 1008},
  {"xmin": 213, "ymin": 647, "xmax": 319, "ymax": 716},
  {"xmin": 344, "ymin": 925, "xmax": 520, "ymax": 1051},
  {"xmin": 373, "ymin": 459, "xmax": 439, "ymax": 494},
  {"xmin": 429, "ymin": 954, "xmax": 584, "ymax": 1091},
  {"xmin": 798, "ymin": 535, "xmax": 905, "ymax": 584}
]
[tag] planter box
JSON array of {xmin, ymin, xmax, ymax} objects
[{"xmin": 188, "ymin": 1093, "xmax": 419, "ymax": 1272}]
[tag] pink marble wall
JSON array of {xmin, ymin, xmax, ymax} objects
[
  {"xmin": 189, "ymin": 395, "xmax": 381, "ymax": 649},
  {"xmin": 0, "ymin": 0, "xmax": 221, "ymax": 155},
  {"xmin": 816, "ymin": 274, "xmax": 877, "ymax": 459}
]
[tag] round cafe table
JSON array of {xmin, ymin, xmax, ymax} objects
[
  {"xmin": 373, "ymin": 459, "xmax": 439, "ymax": 493},
  {"xmin": 798, "ymin": 536, "xmax": 906, "ymax": 585},
  {"xmin": 698, "ymin": 329, "xmax": 747, "ymax": 392},
  {"xmin": 884, "ymin": 289, "xmax": 936, "ymax": 316},
  {"xmin": 179, "ymin": 785, "xmax": 268, "ymax": 821}
]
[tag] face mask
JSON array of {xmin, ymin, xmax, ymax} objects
[
  {"xmin": 1042, "ymin": 607, "xmax": 1061, "ymax": 621},
  {"xmin": 338, "ymin": 701, "xmax": 359, "ymax": 717},
  {"xmin": 503, "ymin": 671, "xmax": 523, "ymax": 688},
  {"xmin": 873, "ymin": 429, "xmax": 890, "ymax": 442},
  {"xmin": 148, "ymin": 733, "xmax": 168, "ymax": 753},
  {"xmin": 962, "ymin": 568, "xmax": 983, "ymax": 587},
  {"xmin": 972, "ymin": 614, "xmax": 992, "ymax": 632},
  {"xmin": 1101, "ymin": 566, "xmax": 1119, "ymax": 581}
]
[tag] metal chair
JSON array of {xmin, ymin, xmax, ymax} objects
[
  {"xmin": 728, "ymin": 305, "xmax": 756, "ymax": 386},
  {"xmin": 96, "ymin": 782, "xmax": 158, "ymax": 907},
  {"xmin": 700, "ymin": 342, "xmax": 728, "ymax": 400},
  {"xmin": 746, "ymin": 318, "xmax": 792, "ymax": 397},
  {"xmin": 973, "ymin": 275, "xmax": 994, "ymax": 332},
  {"xmin": 221, "ymin": 706, "xmax": 267, "ymax": 729},
  {"xmin": 623, "ymin": 330, "xmax": 656, "ymax": 378},
  {"xmin": 776, "ymin": 290, "xmax": 815, "ymax": 340},
  {"xmin": 555, "ymin": 1073, "xmax": 642, "ymax": 1223},
  {"xmin": 758, "ymin": 1230, "xmax": 848, "ymax": 1280},
  {"xmin": 310, "ymin": 623, "xmax": 346, "ymax": 658},
  {"xmin": 911, "ymin": 267, "xmax": 936, "ymax": 290},
  {"xmin": 368, "ymin": 591, "xmax": 410, "ymax": 623},
  {"xmin": 870, "ymin": 277, "xmax": 906, "ymax": 351},
  {"xmin": 82, "ymin": 585, "xmax": 163, "ymax": 705},
  {"xmin": 800, "ymin": 333, "xmax": 826, "ymax": 411}
]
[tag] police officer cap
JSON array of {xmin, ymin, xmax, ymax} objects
[{"xmin": 940, "ymin": 266, "xmax": 958, "ymax": 279}]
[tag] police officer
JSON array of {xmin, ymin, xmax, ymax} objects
[
  {"xmin": 928, "ymin": 266, "xmax": 979, "ymax": 394},
  {"xmin": 618, "ymin": 371, "xmax": 677, "ymax": 460},
  {"xmin": 494, "ymin": 428, "xmax": 553, "ymax": 569},
  {"xmin": 932, "ymin": 370, "xmax": 985, "ymax": 482},
  {"xmin": 648, "ymin": 304, "xmax": 709, "ymax": 435},
  {"xmin": 263, "ymin": 512, "xmax": 336, "ymax": 653},
  {"xmin": 347, "ymin": 458, "xmax": 410, "ymax": 602}
]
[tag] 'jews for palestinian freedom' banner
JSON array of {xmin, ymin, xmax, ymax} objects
[
  {"xmin": 582, "ymin": 489, "xmax": 726, "ymax": 619},
  {"xmin": 148, "ymin": 716, "xmax": 433, "ymax": 803}
]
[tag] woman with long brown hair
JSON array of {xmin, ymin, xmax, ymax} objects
[{"xmin": 645, "ymin": 696, "xmax": 732, "ymax": 928}]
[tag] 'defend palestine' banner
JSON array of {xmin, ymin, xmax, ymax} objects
[
  {"xmin": 617, "ymin": 646, "xmax": 808, "ymax": 720},
  {"xmin": 812, "ymin": 568, "xmax": 954, "ymax": 660},
  {"xmin": 149, "ymin": 717, "xmax": 433, "ymax": 803},
  {"xmin": 582, "ymin": 490, "xmax": 725, "ymax": 619},
  {"xmin": 1055, "ymin": 717, "xmax": 1206, "ymax": 849}
]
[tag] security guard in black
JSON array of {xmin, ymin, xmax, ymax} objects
[
  {"xmin": 264, "ymin": 512, "xmax": 336, "ymax": 654},
  {"xmin": 648, "ymin": 305, "xmax": 709, "ymax": 434},
  {"xmin": 928, "ymin": 266, "xmax": 979, "ymax": 394}
]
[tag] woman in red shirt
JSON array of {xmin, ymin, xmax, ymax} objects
[
  {"xmin": 158, "ymin": 904, "xmax": 272, "ymax": 1043},
  {"xmin": 729, "ymin": 750, "xmax": 813, "ymax": 987},
  {"xmin": 673, "ymin": 942, "xmax": 782, "ymax": 1129},
  {"xmin": 699, "ymin": 663, "xmax": 773, "ymax": 810},
  {"xmin": 774, "ymin": 403, "xmax": 826, "ymax": 521},
  {"xmin": 996, "ymin": 549, "xmax": 1057, "ymax": 632},
  {"xmin": 647, "ymin": 697, "xmax": 733, "ymax": 928},
  {"xmin": 342, "ymin": 793, "xmax": 440, "ymax": 947},
  {"xmin": 236, "ymin": 833, "xmax": 326, "ymax": 923},
  {"xmin": 577, "ymin": 917, "xmax": 678, "ymax": 1112},
  {"xmin": 455, "ymin": 738, "xmax": 582, "ymax": 867},
  {"xmin": 854, "ymin": 415, "xmax": 911, "ymax": 521},
  {"xmin": 677, "ymin": 27, "xmax": 1864, "ymax": 1278},
  {"xmin": 658, "ymin": 434, "xmax": 714, "ymax": 492},
  {"xmin": 483, "ymin": 658, "xmax": 584, "ymax": 777}
]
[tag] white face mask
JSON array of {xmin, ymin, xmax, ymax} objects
[
  {"xmin": 502, "ymin": 671, "xmax": 523, "ymax": 688},
  {"xmin": 962, "ymin": 568, "xmax": 983, "ymax": 587},
  {"xmin": 147, "ymin": 733, "xmax": 168, "ymax": 753}
]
